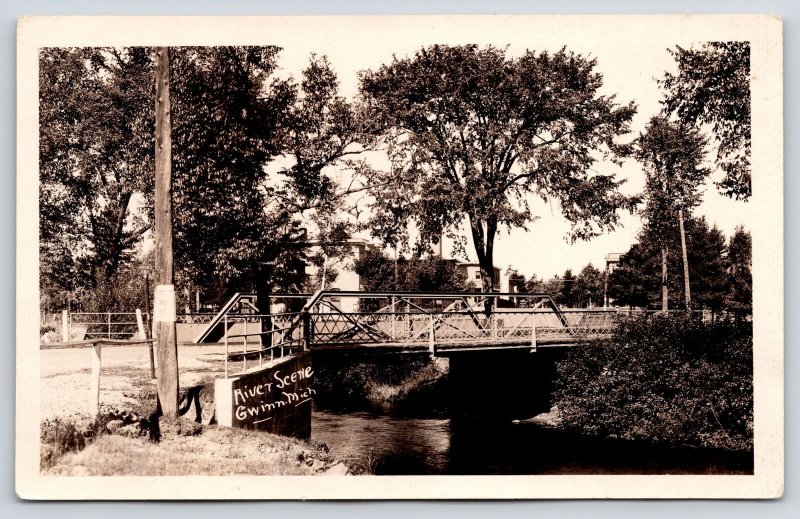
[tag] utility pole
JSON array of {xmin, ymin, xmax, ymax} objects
[{"xmin": 154, "ymin": 47, "xmax": 179, "ymax": 418}]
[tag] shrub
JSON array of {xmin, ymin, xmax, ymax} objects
[{"xmin": 553, "ymin": 313, "xmax": 753, "ymax": 451}]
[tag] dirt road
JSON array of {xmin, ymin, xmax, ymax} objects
[{"xmin": 40, "ymin": 345, "xmax": 229, "ymax": 421}]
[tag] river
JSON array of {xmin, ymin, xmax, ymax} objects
[{"xmin": 311, "ymin": 407, "xmax": 753, "ymax": 475}]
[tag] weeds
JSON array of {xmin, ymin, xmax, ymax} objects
[{"xmin": 40, "ymin": 418, "xmax": 86, "ymax": 469}]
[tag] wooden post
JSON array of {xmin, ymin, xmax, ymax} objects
[
  {"xmin": 136, "ymin": 309, "xmax": 156, "ymax": 379},
  {"xmin": 107, "ymin": 311, "xmax": 112, "ymax": 339},
  {"xmin": 89, "ymin": 342, "xmax": 103, "ymax": 415},
  {"xmin": 243, "ymin": 318, "xmax": 248, "ymax": 373},
  {"xmin": 154, "ymin": 46, "xmax": 179, "ymax": 418},
  {"xmin": 531, "ymin": 324, "xmax": 538, "ymax": 353},
  {"xmin": 136, "ymin": 309, "xmax": 146, "ymax": 339},
  {"xmin": 61, "ymin": 310, "xmax": 69, "ymax": 342}
]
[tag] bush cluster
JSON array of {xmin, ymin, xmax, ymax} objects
[{"xmin": 553, "ymin": 314, "xmax": 753, "ymax": 451}]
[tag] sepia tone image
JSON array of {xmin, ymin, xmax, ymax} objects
[{"xmin": 17, "ymin": 15, "xmax": 783, "ymax": 499}]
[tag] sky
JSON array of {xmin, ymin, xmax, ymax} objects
[{"xmin": 262, "ymin": 16, "xmax": 754, "ymax": 280}]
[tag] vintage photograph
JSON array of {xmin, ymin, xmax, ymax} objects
[{"xmin": 17, "ymin": 15, "xmax": 783, "ymax": 499}]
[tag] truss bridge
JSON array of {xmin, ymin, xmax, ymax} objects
[{"xmin": 195, "ymin": 291, "xmax": 619, "ymax": 375}]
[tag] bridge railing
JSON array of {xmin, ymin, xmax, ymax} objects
[
  {"xmin": 221, "ymin": 312, "xmax": 307, "ymax": 377},
  {"xmin": 307, "ymin": 308, "xmax": 620, "ymax": 351},
  {"xmin": 216, "ymin": 304, "xmax": 711, "ymax": 371}
]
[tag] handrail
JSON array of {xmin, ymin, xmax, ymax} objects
[{"xmin": 221, "ymin": 311, "xmax": 306, "ymax": 377}]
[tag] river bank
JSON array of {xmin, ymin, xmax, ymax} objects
[
  {"xmin": 309, "ymin": 349, "xmax": 753, "ymax": 475},
  {"xmin": 39, "ymin": 345, "xmax": 350, "ymax": 476},
  {"xmin": 45, "ymin": 414, "xmax": 348, "ymax": 476}
]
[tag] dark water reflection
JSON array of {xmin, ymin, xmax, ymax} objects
[{"xmin": 312, "ymin": 407, "xmax": 753, "ymax": 475}]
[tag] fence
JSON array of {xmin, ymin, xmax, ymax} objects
[{"xmin": 59, "ymin": 310, "xmax": 149, "ymax": 342}]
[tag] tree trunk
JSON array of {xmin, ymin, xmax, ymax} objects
[
  {"xmin": 153, "ymin": 46, "xmax": 179, "ymax": 419},
  {"xmin": 661, "ymin": 246, "xmax": 669, "ymax": 312},
  {"xmin": 255, "ymin": 273, "xmax": 273, "ymax": 334},
  {"xmin": 678, "ymin": 208, "xmax": 691, "ymax": 311},
  {"xmin": 468, "ymin": 214, "xmax": 497, "ymax": 315}
]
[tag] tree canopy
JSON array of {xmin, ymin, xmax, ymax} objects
[
  {"xmin": 573, "ymin": 263, "xmax": 604, "ymax": 308},
  {"xmin": 608, "ymin": 217, "xmax": 729, "ymax": 312},
  {"xmin": 39, "ymin": 47, "xmax": 155, "ymax": 309},
  {"xmin": 660, "ymin": 42, "xmax": 751, "ymax": 200},
  {"xmin": 635, "ymin": 115, "xmax": 710, "ymax": 310},
  {"xmin": 39, "ymin": 47, "xmax": 341, "ymax": 311},
  {"xmin": 353, "ymin": 249, "xmax": 466, "ymax": 310},
  {"xmin": 168, "ymin": 46, "xmax": 307, "ymax": 303},
  {"xmin": 359, "ymin": 44, "xmax": 638, "ymax": 291},
  {"xmin": 636, "ymin": 116, "xmax": 710, "ymax": 236},
  {"xmin": 725, "ymin": 226, "xmax": 752, "ymax": 315}
]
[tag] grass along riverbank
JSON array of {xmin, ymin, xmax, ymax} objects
[
  {"xmin": 40, "ymin": 346, "xmax": 350, "ymax": 476},
  {"xmin": 45, "ymin": 417, "xmax": 347, "ymax": 476}
]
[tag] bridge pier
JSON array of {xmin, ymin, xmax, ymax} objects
[{"xmin": 445, "ymin": 350, "xmax": 563, "ymax": 421}]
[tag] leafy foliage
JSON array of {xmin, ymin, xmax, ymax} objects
[
  {"xmin": 41, "ymin": 47, "xmax": 347, "ymax": 311},
  {"xmin": 169, "ymin": 47, "xmax": 306, "ymax": 298},
  {"xmin": 660, "ymin": 42, "xmax": 751, "ymax": 200},
  {"xmin": 635, "ymin": 116, "xmax": 709, "ymax": 238},
  {"xmin": 526, "ymin": 274, "xmax": 564, "ymax": 299},
  {"xmin": 353, "ymin": 249, "xmax": 467, "ymax": 309},
  {"xmin": 725, "ymin": 226, "xmax": 752, "ymax": 315},
  {"xmin": 39, "ymin": 47, "xmax": 155, "ymax": 309},
  {"xmin": 635, "ymin": 116, "xmax": 710, "ymax": 310},
  {"xmin": 608, "ymin": 217, "xmax": 728, "ymax": 311},
  {"xmin": 554, "ymin": 314, "xmax": 753, "ymax": 451},
  {"xmin": 573, "ymin": 263, "xmax": 604, "ymax": 308},
  {"xmin": 359, "ymin": 44, "xmax": 638, "ymax": 289}
]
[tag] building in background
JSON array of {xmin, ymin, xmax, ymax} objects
[
  {"xmin": 304, "ymin": 238, "xmax": 382, "ymax": 311},
  {"xmin": 454, "ymin": 262, "xmax": 502, "ymax": 292}
]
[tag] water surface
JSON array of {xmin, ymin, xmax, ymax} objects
[{"xmin": 312, "ymin": 407, "xmax": 753, "ymax": 475}]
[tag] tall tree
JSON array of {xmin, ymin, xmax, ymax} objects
[
  {"xmin": 608, "ymin": 216, "xmax": 727, "ymax": 312},
  {"xmin": 275, "ymin": 55, "xmax": 380, "ymax": 295},
  {"xmin": 574, "ymin": 263, "xmax": 604, "ymax": 308},
  {"xmin": 169, "ymin": 47, "xmax": 305, "ymax": 316},
  {"xmin": 39, "ymin": 47, "xmax": 154, "ymax": 309},
  {"xmin": 278, "ymin": 55, "xmax": 377, "ymax": 212},
  {"xmin": 660, "ymin": 42, "xmax": 751, "ymax": 200},
  {"xmin": 359, "ymin": 45, "xmax": 638, "ymax": 298},
  {"xmin": 557, "ymin": 269, "xmax": 577, "ymax": 307},
  {"xmin": 635, "ymin": 116, "xmax": 709, "ymax": 311},
  {"xmin": 725, "ymin": 226, "xmax": 752, "ymax": 316},
  {"xmin": 526, "ymin": 274, "xmax": 563, "ymax": 300}
]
